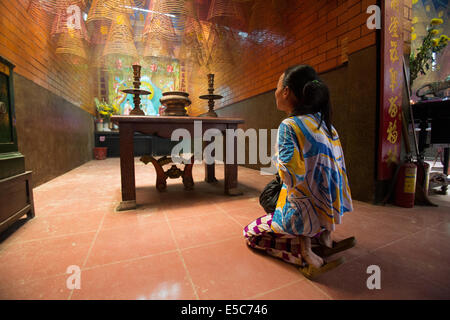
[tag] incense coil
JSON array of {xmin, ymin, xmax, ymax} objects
[
  {"xmin": 101, "ymin": 0, "xmax": 144, "ymax": 14},
  {"xmin": 25, "ymin": 0, "xmax": 56, "ymax": 30},
  {"xmin": 205, "ymin": 25, "xmax": 235, "ymax": 67},
  {"xmin": 51, "ymin": 5, "xmax": 89, "ymax": 41},
  {"xmin": 207, "ymin": 0, "xmax": 246, "ymax": 30},
  {"xmin": 55, "ymin": 31, "xmax": 89, "ymax": 61},
  {"xmin": 86, "ymin": 0, "xmax": 117, "ymax": 23},
  {"xmin": 143, "ymin": 32, "xmax": 175, "ymax": 59},
  {"xmin": 248, "ymin": 0, "xmax": 285, "ymax": 40},
  {"xmin": 103, "ymin": 13, "xmax": 138, "ymax": 57}
]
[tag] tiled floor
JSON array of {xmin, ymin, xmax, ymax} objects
[{"xmin": 0, "ymin": 158, "xmax": 449, "ymax": 300}]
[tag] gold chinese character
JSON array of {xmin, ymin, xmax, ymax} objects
[
  {"xmin": 389, "ymin": 16, "xmax": 399, "ymax": 38},
  {"xmin": 390, "ymin": 41, "xmax": 399, "ymax": 63},
  {"xmin": 391, "ymin": 0, "xmax": 400, "ymax": 12},
  {"xmin": 389, "ymin": 68, "xmax": 398, "ymax": 92},
  {"xmin": 386, "ymin": 145, "xmax": 399, "ymax": 164},
  {"xmin": 388, "ymin": 96, "xmax": 399, "ymax": 117},
  {"xmin": 387, "ymin": 120, "xmax": 398, "ymax": 144}
]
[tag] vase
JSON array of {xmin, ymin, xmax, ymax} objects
[
  {"xmin": 93, "ymin": 147, "xmax": 107, "ymax": 160},
  {"xmin": 96, "ymin": 120, "xmax": 103, "ymax": 132},
  {"xmin": 103, "ymin": 120, "xmax": 111, "ymax": 132}
]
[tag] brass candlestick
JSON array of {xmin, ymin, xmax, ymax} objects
[
  {"xmin": 121, "ymin": 64, "xmax": 151, "ymax": 116},
  {"xmin": 199, "ymin": 73, "xmax": 223, "ymax": 117}
]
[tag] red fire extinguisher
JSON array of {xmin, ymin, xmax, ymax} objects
[{"xmin": 394, "ymin": 161, "xmax": 417, "ymax": 208}]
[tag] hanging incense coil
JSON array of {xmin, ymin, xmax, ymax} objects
[
  {"xmin": 143, "ymin": 0, "xmax": 190, "ymax": 42},
  {"xmin": 178, "ymin": 17, "xmax": 208, "ymax": 66},
  {"xmin": 101, "ymin": 0, "xmax": 140, "ymax": 14},
  {"xmin": 51, "ymin": 5, "xmax": 89, "ymax": 41},
  {"xmin": 207, "ymin": 0, "xmax": 246, "ymax": 30},
  {"xmin": 25, "ymin": 0, "xmax": 56, "ymax": 29},
  {"xmin": 87, "ymin": 20, "xmax": 111, "ymax": 44},
  {"xmin": 55, "ymin": 30, "xmax": 89, "ymax": 62},
  {"xmin": 143, "ymin": 33, "xmax": 175, "ymax": 59},
  {"xmin": 103, "ymin": 13, "xmax": 138, "ymax": 57},
  {"xmin": 144, "ymin": 13, "xmax": 178, "ymax": 42},
  {"xmin": 157, "ymin": 0, "xmax": 190, "ymax": 35},
  {"xmin": 205, "ymin": 24, "xmax": 235, "ymax": 68},
  {"xmin": 248, "ymin": 0, "xmax": 286, "ymax": 42},
  {"xmin": 86, "ymin": 0, "xmax": 117, "ymax": 23}
]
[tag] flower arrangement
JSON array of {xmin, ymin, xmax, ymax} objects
[
  {"xmin": 410, "ymin": 18, "xmax": 449, "ymax": 87},
  {"xmin": 95, "ymin": 98, "xmax": 120, "ymax": 121}
]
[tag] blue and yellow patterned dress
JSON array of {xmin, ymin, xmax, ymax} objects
[{"xmin": 271, "ymin": 113, "xmax": 353, "ymax": 237}]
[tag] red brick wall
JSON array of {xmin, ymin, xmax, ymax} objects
[
  {"xmin": 188, "ymin": 0, "xmax": 380, "ymax": 115},
  {"xmin": 0, "ymin": 0, "xmax": 94, "ymax": 114}
]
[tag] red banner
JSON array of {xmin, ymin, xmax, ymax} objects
[{"xmin": 378, "ymin": 0, "xmax": 404, "ymax": 180}]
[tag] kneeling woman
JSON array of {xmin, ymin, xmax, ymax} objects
[{"xmin": 244, "ymin": 65, "xmax": 354, "ymax": 278}]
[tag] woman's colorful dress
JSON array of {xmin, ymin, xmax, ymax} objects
[{"xmin": 244, "ymin": 113, "xmax": 353, "ymax": 266}]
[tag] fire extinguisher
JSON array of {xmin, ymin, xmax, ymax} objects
[{"xmin": 394, "ymin": 161, "xmax": 417, "ymax": 208}]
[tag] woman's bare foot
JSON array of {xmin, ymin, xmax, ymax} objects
[
  {"xmin": 300, "ymin": 236, "xmax": 324, "ymax": 268},
  {"xmin": 319, "ymin": 230, "xmax": 333, "ymax": 248}
]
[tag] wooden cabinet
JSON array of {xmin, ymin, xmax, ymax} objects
[
  {"xmin": 0, "ymin": 56, "xmax": 35, "ymax": 234},
  {"xmin": 94, "ymin": 131, "xmax": 179, "ymax": 157}
]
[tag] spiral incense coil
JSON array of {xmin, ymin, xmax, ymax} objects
[
  {"xmin": 144, "ymin": 10, "xmax": 179, "ymax": 41},
  {"xmin": 157, "ymin": 0, "xmax": 190, "ymax": 33},
  {"xmin": 207, "ymin": 0, "xmax": 245, "ymax": 30},
  {"xmin": 248, "ymin": 0, "xmax": 285, "ymax": 39},
  {"xmin": 179, "ymin": 17, "xmax": 208, "ymax": 65},
  {"xmin": 101, "ymin": 0, "xmax": 142, "ymax": 14},
  {"xmin": 51, "ymin": 5, "xmax": 89, "ymax": 41},
  {"xmin": 205, "ymin": 24, "xmax": 235, "ymax": 67},
  {"xmin": 86, "ymin": 0, "xmax": 117, "ymax": 23},
  {"xmin": 143, "ymin": 33, "xmax": 175, "ymax": 59},
  {"xmin": 25, "ymin": 0, "xmax": 56, "ymax": 29},
  {"xmin": 87, "ymin": 20, "xmax": 111, "ymax": 44},
  {"xmin": 102, "ymin": 13, "xmax": 138, "ymax": 57},
  {"xmin": 55, "ymin": 31, "xmax": 89, "ymax": 61}
]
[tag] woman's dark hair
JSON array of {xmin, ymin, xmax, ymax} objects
[{"xmin": 282, "ymin": 64, "xmax": 333, "ymax": 136}]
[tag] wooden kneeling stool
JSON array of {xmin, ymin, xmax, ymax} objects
[{"xmin": 140, "ymin": 155, "xmax": 195, "ymax": 192}]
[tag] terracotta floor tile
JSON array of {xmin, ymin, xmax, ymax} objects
[
  {"xmin": 215, "ymin": 197, "xmax": 263, "ymax": 213},
  {"xmin": 428, "ymin": 221, "xmax": 450, "ymax": 235},
  {"xmin": 311, "ymin": 252, "xmax": 449, "ymax": 299},
  {"xmin": 0, "ymin": 275, "xmax": 71, "ymax": 300},
  {"xmin": 2, "ymin": 158, "xmax": 449, "ymax": 300},
  {"xmin": 250, "ymin": 279, "xmax": 331, "ymax": 300},
  {"xmin": 101, "ymin": 207, "xmax": 166, "ymax": 231},
  {"xmin": 84, "ymin": 219, "xmax": 177, "ymax": 267},
  {"xmin": 181, "ymin": 237, "xmax": 302, "ymax": 300},
  {"xmin": 0, "ymin": 232, "xmax": 95, "ymax": 289},
  {"xmin": 331, "ymin": 210, "xmax": 419, "ymax": 255},
  {"xmin": 164, "ymin": 202, "xmax": 223, "ymax": 221},
  {"xmin": 225, "ymin": 206, "xmax": 268, "ymax": 228},
  {"xmin": 169, "ymin": 212, "xmax": 243, "ymax": 249},
  {"xmin": 8, "ymin": 210, "xmax": 104, "ymax": 242},
  {"xmin": 71, "ymin": 252, "xmax": 197, "ymax": 300},
  {"xmin": 370, "ymin": 228, "xmax": 450, "ymax": 287}
]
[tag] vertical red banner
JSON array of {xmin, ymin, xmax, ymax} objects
[{"xmin": 378, "ymin": 0, "xmax": 404, "ymax": 180}]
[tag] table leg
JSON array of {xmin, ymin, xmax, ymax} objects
[
  {"xmin": 224, "ymin": 124, "xmax": 243, "ymax": 196},
  {"xmin": 117, "ymin": 123, "xmax": 137, "ymax": 211},
  {"xmin": 442, "ymin": 148, "xmax": 449, "ymax": 194},
  {"xmin": 204, "ymin": 140, "xmax": 218, "ymax": 183},
  {"xmin": 418, "ymin": 119, "xmax": 428, "ymax": 161}
]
